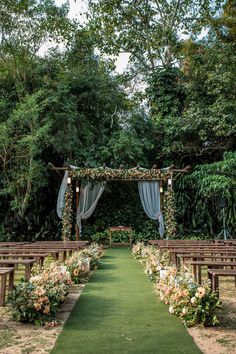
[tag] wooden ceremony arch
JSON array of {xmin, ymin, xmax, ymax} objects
[{"xmin": 49, "ymin": 163, "xmax": 190, "ymax": 241}]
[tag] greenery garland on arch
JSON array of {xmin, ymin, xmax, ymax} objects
[
  {"xmin": 71, "ymin": 167, "xmax": 170, "ymax": 182},
  {"xmin": 62, "ymin": 184, "xmax": 73, "ymax": 241},
  {"xmin": 164, "ymin": 190, "xmax": 177, "ymax": 239}
]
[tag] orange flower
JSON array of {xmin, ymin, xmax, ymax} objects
[
  {"xmin": 73, "ymin": 269, "xmax": 79, "ymax": 276},
  {"xmin": 43, "ymin": 305, "xmax": 50, "ymax": 314},
  {"xmin": 39, "ymin": 296, "xmax": 49, "ymax": 303},
  {"xmin": 33, "ymin": 302, "xmax": 42, "ymax": 311}
]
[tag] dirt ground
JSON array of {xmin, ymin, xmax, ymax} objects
[
  {"xmin": 0, "ymin": 284, "xmax": 85, "ymax": 354},
  {"xmin": 0, "ymin": 282, "xmax": 235, "ymax": 354}
]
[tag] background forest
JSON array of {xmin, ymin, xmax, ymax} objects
[{"xmin": 0, "ymin": 0, "xmax": 235, "ymax": 242}]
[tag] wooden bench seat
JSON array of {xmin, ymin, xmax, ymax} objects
[
  {"xmin": 0, "ymin": 259, "xmax": 36, "ymax": 280},
  {"xmin": 0, "ymin": 248, "xmax": 61, "ymax": 261},
  {"xmin": 0, "ymin": 253, "xmax": 48, "ymax": 267},
  {"xmin": 167, "ymin": 248, "xmax": 236, "ymax": 266},
  {"xmin": 0, "ymin": 268, "xmax": 14, "ymax": 306},
  {"xmin": 190, "ymin": 260, "xmax": 236, "ymax": 284},
  {"xmin": 208, "ymin": 269, "xmax": 236, "ymax": 292}
]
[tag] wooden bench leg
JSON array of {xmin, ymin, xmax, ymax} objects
[
  {"xmin": 0, "ymin": 274, "xmax": 7, "ymax": 306},
  {"xmin": 211, "ymin": 274, "xmax": 219, "ymax": 292},
  {"xmin": 8, "ymin": 271, "xmax": 14, "ymax": 292},
  {"xmin": 39, "ymin": 257, "xmax": 43, "ymax": 268},
  {"xmin": 215, "ymin": 275, "xmax": 219, "ymax": 291},
  {"xmin": 197, "ymin": 265, "xmax": 201, "ymax": 284},
  {"xmin": 63, "ymin": 251, "xmax": 67, "ymax": 262},
  {"xmin": 25, "ymin": 265, "xmax": 31, "ymax": 281},
  {"xmin": 193, "ymin": 264, "xmax": 197, "ymax": 282},
  {"xmin": 208, "ymin": 271, "xmax": 213, "ymax": 289}
]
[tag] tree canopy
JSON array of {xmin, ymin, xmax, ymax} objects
[{"xmin": 0, "ymin": 0, "xmax": 235, "ymax": 240}]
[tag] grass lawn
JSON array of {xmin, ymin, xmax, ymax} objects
[{"xmin": 52, "ymin": 248, "xmax": 201, "ymax": 354}]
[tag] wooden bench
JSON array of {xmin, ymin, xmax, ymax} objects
[
  {"xmin": 0, "ymin": 268, "xmax": 14, "ymax": 306},
  {"xmin": 0, "ymin": 259, "xmax": 36, "ymax": 281},
  {"xmin": 0, "ymin": 242, "xmax": 30, "ymax": 247},
  {"xmin": 208, "ymin": 269, "xmax": 236, "ymax": 292},
  {"xmin": 167, "ymin": 248, "xmax": 236, "ymax": 266},
  {"xmin": 0, "ymin": 248, "xmax": 61, "ymax": 261},
  {"xmin": 179, "ymin": 254, "xmax": 236, "ymax": 267},
  {"xmin": 0, "ymin": 253, "xmax": 49, "ymax": 267},
  {"xmin": 190, "ymin": 260, "xmax": 236, "ymax": 284},
  {"xmin": 20, "ymin": 245, "xmax": 80, "ymax": 261}
]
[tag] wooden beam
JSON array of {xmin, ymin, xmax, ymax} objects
[{"xmin": 48, "ymin": 162, "xmax": 72, "ymax": 171}]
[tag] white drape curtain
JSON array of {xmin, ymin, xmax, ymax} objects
[
  {"xmin": 76, "ymin": 182, "xmax": 105, "ymax": 233},
  {"xmin": 57, "ymin": 170, "xmax": 68, "ymax": 219},
  {"xmin": 56, "ymin": 165, "xmax": 77, "ymax": 219},
  {"xmin": 138, "ymin": 181, "xmax": 165, "ymax": 237}
]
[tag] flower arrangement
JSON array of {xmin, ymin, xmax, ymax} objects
[
  {"xmin": 61, "ymin": 183, "xmax": 73, "ymax": 241},
  {"xmin": 155, "ymin": 266, "xmax": 221, "ymax": 327},
  {"xmin": 7, "ymin": 244, "xmax": 103, "ymax": 326},
  {"xmin": 164, "ymin": 190, "xmax": 177, "ymax": 238},
  {"xmin": 72, "ymin": 168, "xmax": 169, "ymax": 182},
  {"xmin": 132, "ymin": 243, "xmax": 221, "ymax": 327},
  {"xmin": 132, "ymin": 243, "xmax": 170, "ymax": 281},
  {"xmin": 132, "ymin": 242, "xmax": 146, "ymax": 259},
  {"xmin": 8, "ymin": 263, "xmax": 72, "ymax": 325},
  {"xmin": 79, "ymin": 242, "xmax": 103, "ymax": 270},
  {"xmin": 65, "ymin": 253, "xmax": 90, "ymax": 283}
]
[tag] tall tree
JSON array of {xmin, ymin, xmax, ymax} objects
[{"xmin": 87, "ymin": 0, "xmax": 225, "ymax": 76}]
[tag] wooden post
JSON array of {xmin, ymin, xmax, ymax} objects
[{"xmin": 75, "ymin": 180, "xmax": 80, "ymax": 241}]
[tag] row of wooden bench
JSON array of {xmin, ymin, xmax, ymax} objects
[
  {"xmin": 0, "ymin": 241, "xmax": 89, "ymax": 306},
  {"xmin": 149, "ymin": 239, "xmax": 236, "ymax": 293}
]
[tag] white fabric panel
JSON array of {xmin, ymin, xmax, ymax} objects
[
  {"xmin": 76, "ymin": 182, "xmax": 105, "ymax": 233},
  {"xmin": 56, "ymin": 165, "xmax": 78, "ymax": 219},
  {"xmin": 56, "ymin": 170, "xmax": 68, "ymax": 219},
  {"xmin": 138, "ymin": 181, "xmax": 165, "ymax": 237}
]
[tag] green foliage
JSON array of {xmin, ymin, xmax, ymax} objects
[
  {"xmin": 81, "ymin": 182, "xmax": 160, "ymax": 241},
  {"xmin": 175, "ymin": 152, "xmax": 236, "ymax": 236},
  {"xmin": 164, "ymin": 190, "xmax": 177, "ymax": 239},
  {"xmin": 147, "ymin": 67, "xmax": 186, "ymax": 120},
  {"xmin": 87, "ymin": 0, "xmax": 223, "ymax": 74},
  {"xmin": 0, "ymin": 0, "xmax": 235, "ymax": 241},
  {"xmin": 91, "ymin": 230, "xmax": 110, "ymax": 245}
]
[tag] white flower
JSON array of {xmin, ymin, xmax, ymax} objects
[
  {"xmin": 182, "ymin": 308, "xmax": 188, "ymax": 315},
  {"xmin": 169, "ymin": 306, "xmax": 174, "ymax": 314},
  {"xmin": 191, "ymin": 297, "xmax": 196, "ymax": 304}
]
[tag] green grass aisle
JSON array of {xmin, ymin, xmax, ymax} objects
[{"xmin": 52, "ymin": 248, "xmax": 201, "ymax": 354}]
